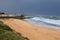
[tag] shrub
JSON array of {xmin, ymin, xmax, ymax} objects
[
  {"xmin": 0, "ymin": 31, "xmax": 29, "ymax": 40},
  {"xmin": 0, "ymin": 21, "xmax": 13, "ymax": 31},
  {"xmin": 15, "ymin": 14, "xmax": 26, "ymax": 19}
]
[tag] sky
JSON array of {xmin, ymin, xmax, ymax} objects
[{"xmin": 0, "ymin": 0, "xmax": 60, "ymax": 16}]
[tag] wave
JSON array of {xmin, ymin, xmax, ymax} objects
[
  {"xmin": 31, "ymin": 17, "xmax": 60, "ymax": 26},
  {"xmin": 25, "ymin": 16, "xmax": 60, "ymax": 30},
  {"xmin": 24, "ymin": 16, "xmax": 60, "ymax": 29}
]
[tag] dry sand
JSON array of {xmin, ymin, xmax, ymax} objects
[{"xmin": 0, "ymin": 18, "xmax": 60, "ymax": 40}]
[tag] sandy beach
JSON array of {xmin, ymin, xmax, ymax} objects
[{"xmin": 0, "ymin": 18, "xmax": 60, "ymax": 40}]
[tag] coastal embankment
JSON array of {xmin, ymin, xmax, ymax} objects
[{"xmin": 0, "ymin": 18, "xmax": 60, "ymax": 40}]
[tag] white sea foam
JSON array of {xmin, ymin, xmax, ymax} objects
[
  {"xmin": 31, "ymin": 17, "xmax": 60, "ymax": 25},
  {"xmin": 24, "ymin": 16, "xmax": 60, "ymax": 29}
]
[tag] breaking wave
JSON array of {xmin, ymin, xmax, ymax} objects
[{"xmin": 24, "ymin": 16, "xmax": 60, "ymax": 29}]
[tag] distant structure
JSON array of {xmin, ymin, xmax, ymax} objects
[
  {"xmin": 0, "ymin": 12, "xmax": 25, "ymax": 19},
  {"xmin": 0, "ymin": 12, "xmax": 5, "ymax": 15},
  {"xmin": 0, "ymin": 12, "xmax": 8, "ymax": 17},
  {"xmin": 0, "ymin": 12, "xmax": 24, "ymax": 17}
]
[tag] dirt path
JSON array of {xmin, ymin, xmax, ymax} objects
[{"xmin": 0, "ymin": 18, "xmax": 60, "ymax": 40}]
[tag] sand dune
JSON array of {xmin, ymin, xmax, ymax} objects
[{"xmin": 0, "ymin": 18, "xmax": 60, "ymax": 40}]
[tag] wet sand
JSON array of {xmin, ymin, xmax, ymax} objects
[{"xmin": 0, "ymin": 18, "xmax": 60, "ymax": 40}]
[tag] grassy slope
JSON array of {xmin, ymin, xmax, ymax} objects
[{"xmin": 0, "ymin": 21, "xmax": 29, "ymax": 40}]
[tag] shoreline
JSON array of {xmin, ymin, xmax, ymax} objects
[
  {"xmin": 24, "ymin": 19, "xmax": 60, "ymax": 30},
  {"xmin": 0, "ymin": 18, "xmax": 60, "ymax": 40}
]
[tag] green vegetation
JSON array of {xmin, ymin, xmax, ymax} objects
[
  {"xmin": 0, "ymin": 12, "xmax": 26, "ymax": 19},
  {"xmin": 0, "ymin": 15, "xmax": 26, "ymax": 19},
  {"xmin": 0, "ymin": 21, "xmax": 13, "ymax": 31},
  {"xmin": 0, "ymin": 21, "xmax": 29, "ymax": 40},
  {"xmin": 14, "ymin": 15, "xmax": 26, "ymax": 19}
]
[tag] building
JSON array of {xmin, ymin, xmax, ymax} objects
[{"xmin": 0, "ymin": 12, "xmax": 5, "ymax": 15}]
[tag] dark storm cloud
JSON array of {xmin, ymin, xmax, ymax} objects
[{"xmin": 0, "ymin": 0, "xmax": 60, "ymax": 15}]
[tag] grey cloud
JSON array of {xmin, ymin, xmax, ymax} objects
[{"xmin": 0, "ymin": 0, "xmax": 60, "ymax": 15}]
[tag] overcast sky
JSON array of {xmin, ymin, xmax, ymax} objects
[{"xmin": 0, "ymin": 0, "xmax": 60, "ymax": 16}]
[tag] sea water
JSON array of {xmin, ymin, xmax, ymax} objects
[{"xmin": 24, "ymin": 15, "xmax": 60, "ymax": 30}]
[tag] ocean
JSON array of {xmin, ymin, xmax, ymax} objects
[{"xmin": 24, "ymin": 15, "xmax": 60, "ymax": 30}]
